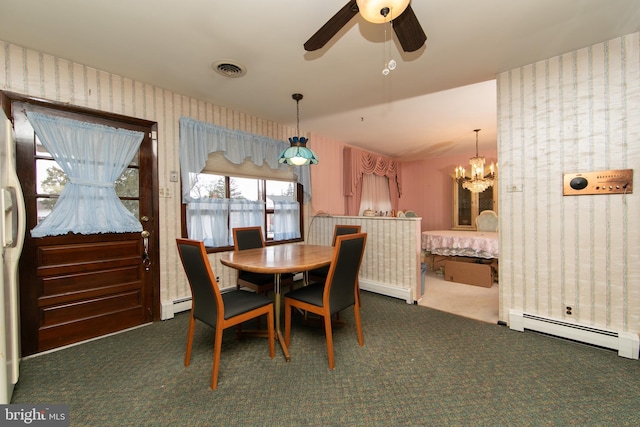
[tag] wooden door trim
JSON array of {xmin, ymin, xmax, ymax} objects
[{"xmin": 1, "ymin": 91, "xmax": 161, "ymax": 355}]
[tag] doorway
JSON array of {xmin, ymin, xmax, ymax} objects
[{"xmin": 1, "ymin": 91, "xmax": 160, "ymax": 356}]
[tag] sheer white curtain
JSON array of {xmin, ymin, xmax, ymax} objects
[
  {"xmin": 186, "ymin": 199, "xmax": 266, "ymax": 246},
  {"xmin": 358, "ymin": 173, "xmax": 393, "ymax": 215},
  {"xmin": 186, "ymin": 199, "xmax": 229, "ymax": 247},
  {"xmin": 273, "ymin": 201, "xmax": 300, "ymax": 241},
  {"xmin": 229, "ymin": 199, "xmax": 265, "ymax": 242},
  {"xmin": 25, "ymin": 111, "xmax": 144, "ymax": 237}
]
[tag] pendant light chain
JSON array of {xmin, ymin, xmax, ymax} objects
[{"xmin": 296, "ymin": 95, "xmax": 300, "ymax": 136}]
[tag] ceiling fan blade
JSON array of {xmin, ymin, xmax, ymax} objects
[
  {"xmin": 392, "ymin": 4, "xmax": 427, "ymax": 52},
  {"xmin": 304, "ymin": 1, "xmax": 359, "ymax": 51}
]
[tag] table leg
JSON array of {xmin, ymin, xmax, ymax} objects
[{"xmin": 273, "ymin": 273, "xmax": 291, "ymax": 362}]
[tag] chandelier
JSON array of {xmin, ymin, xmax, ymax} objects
[
  {"xmin": 454, "ymin": 129, "xmax": 496, "ymax": 193},
  {"xmin": 278, "ymin": 93, "xmax": 319, "ymax": 166}
]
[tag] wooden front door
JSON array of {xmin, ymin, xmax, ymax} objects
[{"xmin": 2, "ymin": 92, "xmax": 159, "ymax": 356}]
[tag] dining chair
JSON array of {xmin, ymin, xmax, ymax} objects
[
  {"xmin": 284, "ymin": 232, "xmax": 367, "ymax": 369},
  {"xmin": 232, "ymin": 226, "xmax": 294, "ymax": 294},
  {"xmin": 308, "ymin": 224, "xmax": 361, "ymax": 284},
  {"xmin": 176, "ymin": 238, "xmax": 275, "ymax": 390},
  {"xmin": 475, "ymin": 210, "xmax": 498, "ymax": 232}
]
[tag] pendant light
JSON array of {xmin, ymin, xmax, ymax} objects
[{"xmin": 278, "ymin": 93, "xmax": 319, "ymax": 166}]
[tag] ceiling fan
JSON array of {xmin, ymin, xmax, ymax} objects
[{"xmin": 304, "ymin": 0, "xmax": 427, "ymax": 53}]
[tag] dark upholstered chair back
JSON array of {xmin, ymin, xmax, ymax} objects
[
  {"xmin": 331, "ymin": 224, "xmax": 361, "ymax": 246},
  {"xmin": 176, "ymin": 239, "xmax": 221, "ymax": 328},
  {"xmin": 308, "ymin": 225, "xmax": 362, "ymax": 285},
  {"xmin": 233, "ymin": 226, "xmax": 265, "ymax": 251},
  {"xmin": 325, "ymin": 233, "xmax": 367, "ymax": 315}
]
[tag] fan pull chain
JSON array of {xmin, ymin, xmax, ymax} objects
[
  {"xmin": 382, "ymin": 20, "xmax": 389, "ymax": 75},
  {"xmin": 382, "ymin": 9, "xmax": 396, "ymax": 75}
]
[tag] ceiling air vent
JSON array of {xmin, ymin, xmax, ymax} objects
[{"xmin": 212, "ymin": 60, "xmax": 246, "ymax": 78}]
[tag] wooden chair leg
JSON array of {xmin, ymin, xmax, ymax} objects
[
  {"xmin": 284, "ymin": 300, "xmax": 292, "ymax": 347},
  {"xmin": 354, "ymin": 304, "xmax": 364, "ymax": 347},
  {"xmin": 324, "ymin": 314, "xmax": 335, "ymax": 370},
  {"xmin": 184, "ymin": 316, "xmax": 196, "ymax": 367},
  {"xmin": 210, "ymin": 325, "xmax": 224, "ymax": 390},
  {"xmin": 266, "ymin": 306, "xmax": 275, "ymax": 358}
]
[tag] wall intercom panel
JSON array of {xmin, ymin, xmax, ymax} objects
[{"xmin": 563, "ymin": 169, "xmax": 633, "ymax": 196}]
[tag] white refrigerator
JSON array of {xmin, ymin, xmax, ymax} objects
[{"xmin": 0, "ymin": 108, "xmax": 26, "ymax": 404}]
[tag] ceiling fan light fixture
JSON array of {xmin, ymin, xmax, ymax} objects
[{"xmin": 356, "ymin": 0, "xmax": 410, "ymax": 23}]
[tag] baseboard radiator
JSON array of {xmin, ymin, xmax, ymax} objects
[
  {"xmin": 509, "ymin": 309, "xmax": 639, "ymax": 360},
  {"xmin": 161, "ymin": 297, "xmax": 192, "ymax": 320}
]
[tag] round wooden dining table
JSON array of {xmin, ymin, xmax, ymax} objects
[{"xmin": 219, "ymin": 244, "xmax": 334, "ymax": 361}]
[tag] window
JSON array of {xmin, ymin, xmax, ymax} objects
[
  {"xmin": 182, "ymin": 172, "xmax": 303, "ymax": 251},
  {"xmin": 34, "ymin": 134, "xmax": 141, "ymax": 223},
  {"xmin": 358, "ymin": 173, "xmax": 392, "ymax": 216}
]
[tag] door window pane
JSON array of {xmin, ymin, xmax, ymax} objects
[
  {"xmin": 36, "ymin": 159, "xmax": 66, "ymax": 195},
  {"xmin": 35, "ymin": 135, "xmax": 52, "ymax": 158},
  {"xmin": 36, "ymin": 198, "xmax": 58, "ymax": 224},
  {"xmin": 115, "ymin": 168, "xmax": 139, "ymax": 198},
  {"xmin": 121, "ymin": 200, "xmax": 140, "ymax": 218}
]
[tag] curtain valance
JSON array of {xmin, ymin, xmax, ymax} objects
[
  {"xmin": 179, "ymin": 117, "xmax": 311, "ymax": 202},
  {"xmin": 343, "ymin": 146, "xmax": 402, "ymax": 197}
]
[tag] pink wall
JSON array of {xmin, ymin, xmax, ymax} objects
[
  {"xmin": 399, "ymin": 151, "xmax": 496, "ymax": 231},
  {"xmin": 308, "ymin": 132, "xmax": 497, "ymax": 232},
  {"xmin": 309, "ymin": 134, "xmax": 347, "ymax": 216}
]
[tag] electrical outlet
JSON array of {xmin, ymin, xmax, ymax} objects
[
  {"xmin": 507, "ymin": 184, "xmax": 523, "ymax": 192},
  {"xmin": 565, "ymin": 306, "xmax": 573, "ymax": 315},
  {"xmin": 159, "ymin": 187, "xmax": 172, "ymax": 198}
]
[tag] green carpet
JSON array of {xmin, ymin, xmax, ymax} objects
[{"xmin": 11, "ymin": 291, "xmax": 640, "ymax": 426}]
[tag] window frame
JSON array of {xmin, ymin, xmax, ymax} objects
[{"xmin": 181, "ymin": 174, "xmax": 304, "ymax": 253}]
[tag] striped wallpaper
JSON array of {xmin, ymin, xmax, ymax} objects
[
  {"xmin": 308, "ymin": 215, "xmax": 422, "ymax": 303},
  {"xmin": 496, "ymin": 33, "xmax": 639, "ymax": 333},
  {"xmin": 0, "ymin": 40, "xmax": 298, "ymax": 309}
]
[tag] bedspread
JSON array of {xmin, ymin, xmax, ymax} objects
[{"xmin": 421, "ymin": 230, "xmax": 499, "ymax": 259}]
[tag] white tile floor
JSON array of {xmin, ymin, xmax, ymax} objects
[{"xmin": 418, "ymin": 270, "xmax": 499, "ymax": 324}]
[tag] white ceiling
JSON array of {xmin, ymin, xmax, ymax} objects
[{"xmin": 1, "ymin": 0, "xmax": 639, "ymax": 160}]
